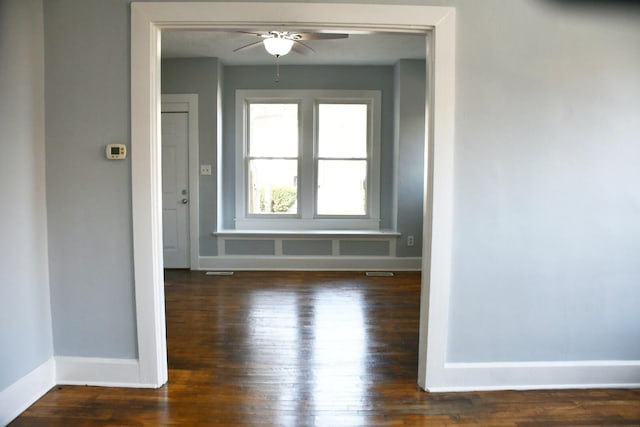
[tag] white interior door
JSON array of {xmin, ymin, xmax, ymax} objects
[{"xmin": 162, "ymin": 112, "xmax": 190, "ymax": 268}]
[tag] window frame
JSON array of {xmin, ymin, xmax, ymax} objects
[{"xmin": 235, "ymin": 89, "xmax": 381, "ymax": 230}]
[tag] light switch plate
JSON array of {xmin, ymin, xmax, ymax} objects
[{"xmin": 200, "ymin": 164, "xmax": 212, "ymax": 175}]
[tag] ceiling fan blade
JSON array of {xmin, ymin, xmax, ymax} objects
[
  {"xmin": 292, "ymin": 40, "xmax": 315, "ymax": 54},
  {"xmin": 232, "ymin": 39, "xmax": 264, "ymax": 53},
  {"xmin": 237, "ymin": 31, "xmax": 268, "ymax": 37},
  {"xmin": 297, "ymin": 32, "xmax": 349, "ymax": 40}
]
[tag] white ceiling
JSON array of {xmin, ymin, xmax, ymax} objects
[{"xmin": 161, "ymin": 30, "xmax": 426, "ymax": 66}]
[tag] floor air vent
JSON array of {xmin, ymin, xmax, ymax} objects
[{"xmin": 365, "ymin": 271, "xmax": 394, "ymax": 277}]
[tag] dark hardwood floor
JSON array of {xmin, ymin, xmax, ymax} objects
[{"xmin": 11, "ymin": 270, "xmax": 640, "ymax": 426}]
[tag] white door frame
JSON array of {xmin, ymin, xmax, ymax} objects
[
  {"xmin": 131, "ymin": 2, "xmax": 455, "ymax": 389},
  {"xmin": 161, "ymin": 94, "xmax": 200, "ymax": 270}
]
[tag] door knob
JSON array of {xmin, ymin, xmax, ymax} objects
[{"xmin": 181, "ymin": 198, "xmax": 188, "ymax": 204}]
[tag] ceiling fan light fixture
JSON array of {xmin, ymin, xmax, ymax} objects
[{"xmin": 263, "ymin": 36, "xmax": 294, "ymax": 57}]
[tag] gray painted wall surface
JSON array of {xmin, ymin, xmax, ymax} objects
[
  {"xmin": 40, "ymin": 0, "xmax": 640, "ymax": 364},
  {"xmin": 0, "ymin": 0, "xmax": 53, "ymax": 390},
  {"xmin": 447, "ymin": 1, "xmax": 640, "ymax": 362},
  {"xmin": 394, "ymin": 60, "xmax": 426, "ymax": 257},
  {"xmin": 222, "ymin": 65, "xmax": 397, "ymax": 231},
  {"xmin": 282, "ymin": 240, "xmax": 332, "ymax": 256},
  {"xmin": 340, "ymin": 240, "xmax": 389, "ymax": 256},
  {"xmin": 44, "ymin": 0, "xmax": 137, "ymax": 358},
  {"xmin": 225, "ymin": 240, "xmax": 275, "ymax": 255},
  {"xmin": 162, "ymin": 58, "xmax": 220, "ymax": 256}
]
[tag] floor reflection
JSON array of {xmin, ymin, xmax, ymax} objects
[
  {"xmin": 312, "ymin": 289, "xmax": 367, "ymax": 426},
  {"xmin": 245, "ymin": 286, "xmax": 369, "ymax": 426},
  {"xmin": 246, "ymin": 290, "xmax": 302, "ymax": 426}
]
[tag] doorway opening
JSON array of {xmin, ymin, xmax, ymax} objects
[{"xmin": 131, "ymin": 2, "xmax": 456, "ymax": 391}]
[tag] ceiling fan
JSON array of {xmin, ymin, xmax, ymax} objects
[{"xmin": 233, "ymin": 31, "xmax": 349, "ymax": 58}]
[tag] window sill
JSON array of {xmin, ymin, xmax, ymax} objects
[
  {"xmin": 213, "ymin": 229, "xmax": 401, "ymax": 239},
  {"xmin": 234, "ymin": 217, "xmax": 382, "ymax": 231}
]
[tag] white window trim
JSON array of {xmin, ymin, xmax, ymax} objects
[{"xmin": 234, "ymin": 89, "xmax": 382, "ymax": 230}]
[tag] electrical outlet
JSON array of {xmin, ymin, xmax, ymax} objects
[
  {"xmin": 200, "ymin": 164, "xmax": 212, "ymax": 175},
  {"xmin": 407, "ymin": 235, "xmax": 415, "ymax": 247}
]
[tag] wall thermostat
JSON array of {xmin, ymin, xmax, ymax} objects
[{"xmin": 106, "ymin": 144, "xmax": 127, "ymax": 160}]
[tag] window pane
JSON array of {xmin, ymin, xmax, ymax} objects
[
  {"xmin": 249, "ymin": 103, "xmax": 298, "ymax": 157},
  {"xmin": 317, "ymin": 160, "xmax": 366, "ymax": 216},
  {"xmin": 318, "ymin": 104, "xmax": 367, "ymax": 158},
  {"xmin": 248, "ymin": 159, "xmax": 298, "ymax": 214}
]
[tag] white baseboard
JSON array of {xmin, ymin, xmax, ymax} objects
[
  {"xmin": 2, "ymin": 356, "xmax": 639, "ymax": 425},
  {"xmin": 425, "ymin": 360, "xmax": 640, "ymax": 392},
  {"xmin": 0, "ymin": 357, "xmax": 55, "ymax": 426},
  {"xmin": 199, "ymin": 256, "xmax": 422, "ymax": 271},
  {"xmin": 55, "ymin": 356, "xmax": 156, "ymax": 388}
]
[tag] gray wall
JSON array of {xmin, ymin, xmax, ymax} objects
[
  {"xmin": 0, "ymin": 0, "xmax": 53, "ymax": 390},
  {"xmin": 222, "ymin": 65, "xmax": 397, "ymax": 231},
  {"xmin": 162, "ymin": 58, "xmax": 221, "ymax": 256},
  {"xmin": 40, "ymin": 0, "xmax": 640, "ymax": 365},
  {"xmin": 44, "ymin": 0, "xmax": 137, "ymax": 358},
  {"xmin": 394, "ymin": 60, "xmax": 426, "ymax": 257},
  {"xmin": 447, "ymin": 1, "xmax": 640, "ymax": 362}
]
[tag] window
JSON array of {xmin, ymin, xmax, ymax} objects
[
  {"xmin": 317, "ymin": 103, "xmax": 368, "ymax": 216},
  {"xmin": 247, "ymin": 103, "xmax": 299, "ymax": 215},
  {"xmin": 235, "ymin": 90, "xmax": 381, "ymax": 230}
]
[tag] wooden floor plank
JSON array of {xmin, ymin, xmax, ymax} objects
[{"xmin": 11, "ymin": 270, "xmax": 640, "ymax": 426}]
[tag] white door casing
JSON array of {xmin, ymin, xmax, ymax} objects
[
  {"xmin": 131, "ymin": 3, "xmax": 455, "ymax": 389},
  {"xmin": 161, "ymin": 111, "xmax": 189, "ymax": 268}
]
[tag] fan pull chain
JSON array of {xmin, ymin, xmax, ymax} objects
[{"xmin": 274, "ymin": 54, "xmax": 281, "ymax": 83}]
